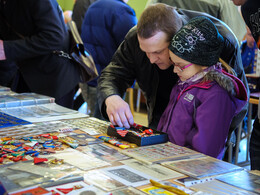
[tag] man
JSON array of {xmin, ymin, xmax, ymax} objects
[
  {"xmin": 0, "ymin": 0, "xmax": 80, "ymax": 108},
  {"xmin": 98, "ymin": 3, "xmax": 249, "ymax": 131},
  {"xmin": 155, "ymin": 0, "xmax": 247, "ymax": 44},
  {"xmin": 231, "ymin": 0, "xmax": 260, "ymax": 170}
]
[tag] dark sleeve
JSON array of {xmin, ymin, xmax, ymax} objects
[
  {"xmin": 3, "ymin": 0, "xmax": 67, "ymax": 61},
  {"xmin": 97, "ymin": 27, "xmax": 140, "ymax": 117},
  {"xmin": 72, "ymin": 0, "xmax": 93, "ymax": 33}
]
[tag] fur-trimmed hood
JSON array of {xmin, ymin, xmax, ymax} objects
[
  {"xmin": 204, "ymin": 69, "xmax": 248, "ymax": 101},
  {"xmin": 177, "ymin": 63, "xmax": 248, "ymax": 101}
]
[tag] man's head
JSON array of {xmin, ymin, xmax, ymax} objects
[{"xmin": 137, "ymin": 3, "xmax": 182, "ymax": 70}]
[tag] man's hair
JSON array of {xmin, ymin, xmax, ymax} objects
[{"xmin": 137, "ymin": 3, "xmax": 183, "ymax": 41}]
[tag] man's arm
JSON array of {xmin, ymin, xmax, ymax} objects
[{"xmin": 98, "ymin": 27, "xmax": 139, "ymax": 127}]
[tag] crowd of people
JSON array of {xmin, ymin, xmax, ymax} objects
[{"xmin": 0, "ymin": 0, "xmax": 259, "ymax": 169}]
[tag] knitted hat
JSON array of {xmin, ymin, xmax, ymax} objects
[{"xmin": 169, "ymin": 16, "xmax": 224, "ymax": 66}]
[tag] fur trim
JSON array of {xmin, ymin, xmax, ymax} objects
[{"xmin": 203, "ymin": 70, "xmax": 236, "ymax": 96}]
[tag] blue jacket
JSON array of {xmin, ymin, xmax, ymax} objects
[
  {"xmin": 81, "ymin": 0, "xmax": 137, "ymax": 87},
  {"xmin": 157, "ymin": 65, "xmax": 247, "ymax": 159}
]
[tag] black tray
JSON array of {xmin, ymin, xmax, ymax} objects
[{"xmin": 107, "ymin": 124, "xmax": 168, "ymax": 146}]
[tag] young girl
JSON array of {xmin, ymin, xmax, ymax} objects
[{"xmin": 157, "ymin": 16, "xmax": 248, "ymax": 159}]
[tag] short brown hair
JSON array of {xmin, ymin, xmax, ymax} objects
[{"xmin": 137, "ymin": 3, "xmax": 183, "ymax": 42}]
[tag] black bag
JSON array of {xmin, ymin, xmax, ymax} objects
[{"xmin": 54, "ymin": 21, "xmax": 98, "ymax": 83}]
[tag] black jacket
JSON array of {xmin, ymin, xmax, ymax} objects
[
  {"xmin": 98, "ymin": 8, "xmax": 249, "ymax": 129},
  {"xmin": 0, "ymin": 0, "xmax": 80, "ymax": 99}
]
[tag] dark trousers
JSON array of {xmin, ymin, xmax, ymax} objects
[
  {"xmin": 250, "ymin": 116, "xmax": 260, "ymax": 170},
  {"xmin": 12, "ymin": 72, "xmax": 75, "ymax": 109}
]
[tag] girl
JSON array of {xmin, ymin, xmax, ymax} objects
[{"xmin": 157, "ymin": 16, "xmax": 248, "ymax": 159}]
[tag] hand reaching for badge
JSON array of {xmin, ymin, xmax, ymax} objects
[{"xmin": 105, "ymin": 95, "xmax": 134, "ymax": 128}]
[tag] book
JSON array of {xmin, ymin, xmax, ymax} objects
[
  {"xmin": 0, "ymin": 93, "xmax": 55, "ymax": 108},
  {"xmin": 120, "ymin": 142, "xmax": 204, "ymax": 164},
  {"xmin": 215, "ymin": 170, "xmax": 260, "ymax": 194},
  {"xmin": 0, "ymin": 103, "xmax": 86, "ymax": 123},
  {"xmin": 162, "ymin": 156, "xmax": 243, "ymax": 179},
  {"xmin": 176, "ymin": 176, "xmax": 215, "ymax": 187},
  {"xmin": 190, "ymin": 179, "xmax": 257, "ymax": 195}
]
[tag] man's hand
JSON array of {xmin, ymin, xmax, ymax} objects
[{"xmin": 105, "ymin": 95, "xmax": 134, "ymax": 128}]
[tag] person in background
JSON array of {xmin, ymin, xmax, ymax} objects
[
  {"xmin": 157, "ymin": 16, "xmax": 247, "ymax": 159},
  {"xmin": 63, "ymin": 10, "xmax": 73, "ymax": 24},
  {"xmin": 231, "ymin": 0, "xmax": 260, "ymax": 170},
  {"xmin": 98, "ymin": 3, "xmax": 248, "ymax": 131},
  {"xmin": 0, "ymin": 0, "xmax": 80, "ymax": 109},
  {"xmin": 154, "ymin": 0, "xmax": 247, "ymax": 44},
  {"xmin": 241, "ymin": 26, "xmax": 257, "ymax": 74},
  {"xmin": 72, "ymin": 0, "xmax": 96, "ymax": 34},
  {"xmin": 80, "ymin": 0, "xmax": 137, "ymax": 118}
]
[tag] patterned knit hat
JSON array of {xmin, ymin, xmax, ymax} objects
[{"xmin": 168, "ymin": 16, "xmax": 224, "ymax": 66}]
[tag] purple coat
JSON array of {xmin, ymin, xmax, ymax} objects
[{"xmin": 158, "ymin": 65, "xmax": 247, "ymax": 159}]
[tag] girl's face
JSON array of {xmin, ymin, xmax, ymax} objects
[{"xmin": 169, "ymin": 51, "xmax": 206, "ymax": 81}]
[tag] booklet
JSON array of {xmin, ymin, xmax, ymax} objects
[
  {"xmin": 120, "ymin": 142, "xmax": 203, "ymax": 164},
  {"xmin": 215, "ymin": 170, "xmax": 260, "ymax": 194},
  {"xmin": 162, "ymin": 156, "xmax": 243, "ymax": 179}
]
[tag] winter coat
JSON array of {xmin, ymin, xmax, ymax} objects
[
  {"xmin": 0, "ymin": 0, "xmax": 80, "ymax": 100},
  {"xmin": 81, "ymin": 0, "xmax": 137, "ymax": 87},
  {"xmin": 157, "ymin": 64, "xmax": 248, "ymax": 159},
  {"xmin": 98, "ymin": 8, "xmax": 249, "ymax": 129}
]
